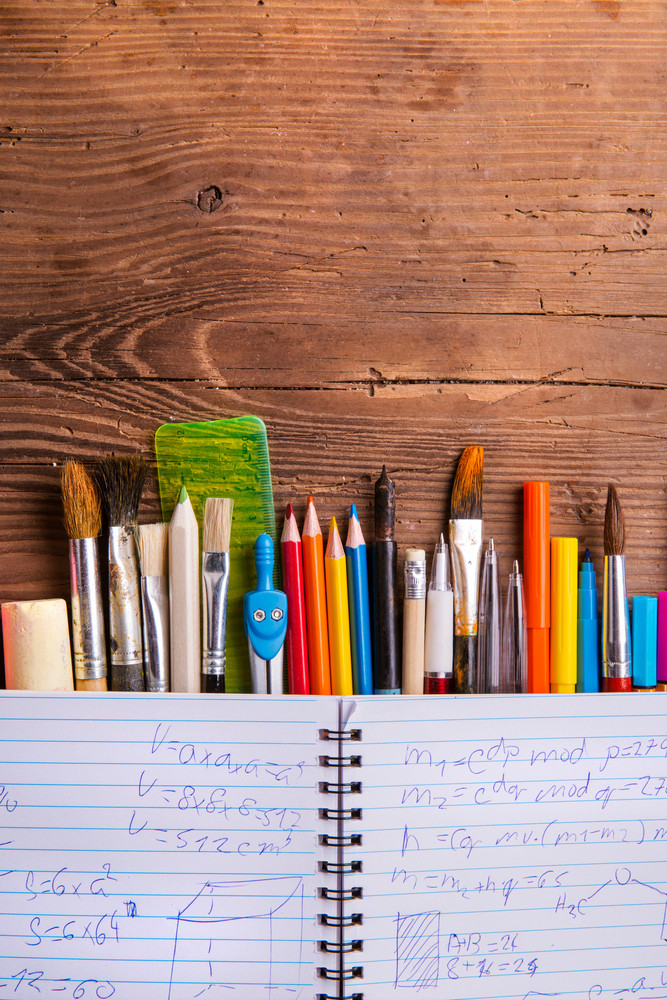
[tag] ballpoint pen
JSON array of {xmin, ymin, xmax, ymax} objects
[
  {"xmin": 477, "ymin": 538, "xmax": 501, "ymax": 694},
  {"xmin": 501, "ymin": 560, "xmax": 527, "ymax": 693}
]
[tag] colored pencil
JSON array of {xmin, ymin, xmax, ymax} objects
[
  {"xmin": 325, "ymin": 516, "xmax": 354, "ymax": 696},
  {"xmin": 302, "ymin": 496, "xmax": 332, "ymax": 695},
  {"xmin": 280, "ymin": 503, "xmax": 310, "ymax": 694},
  {"xmin": 345, "ymin": 504, "xmax": 373, "ymax": 695}
]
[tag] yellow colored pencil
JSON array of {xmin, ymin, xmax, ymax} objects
[{"xmin": 325, "ymin": 516, "xmax": 354, "ymax": 696}]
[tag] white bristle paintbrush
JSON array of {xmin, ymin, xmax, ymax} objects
[
  {"xmin": 137, "ymin": 522, "xmax": 170, "ymax": 693},
  {"xmin": 202, "ymin": 497, "xmax": 234, "ymax": 694}
]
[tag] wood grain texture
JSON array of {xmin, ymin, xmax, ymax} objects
[{"xmin": 0, "ymin": 0, "xmax": 665, "ymax": 670}]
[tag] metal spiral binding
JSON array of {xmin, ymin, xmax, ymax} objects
[{"xmin": 317, "ymin": 724, "xmax": 364, "ymax": 999}]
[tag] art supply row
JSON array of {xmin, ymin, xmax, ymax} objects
[{"xmin": 2, "ymin": 444, "xmax": 666, "ymax": 696}]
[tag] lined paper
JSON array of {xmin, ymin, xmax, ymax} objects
[
  {"xmin": 351, "ymin": 694, "xmax": 667, "ymax": 1000},
  {"xmin": 0, "ymin": 693, "xmax": 337, "ymax": 1000}
]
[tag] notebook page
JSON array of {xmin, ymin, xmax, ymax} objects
[
  {"xmin": 0, "ymin": 693, "xmax": 338, "ymax": 1000},
  {"xmin": 350, "ymin": 694, "xmax": 667, "ymax": 1000}
]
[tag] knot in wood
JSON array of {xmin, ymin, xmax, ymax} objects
[{"xmin": 197, "ymin": 185, "xmax": 223, "ymax": 213}]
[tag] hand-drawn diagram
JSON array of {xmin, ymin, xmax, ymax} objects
[
  {"xmin": 393, "ymin": 868, "xmax": 667, "ymax": 992},
  {"xmin": 394, "ymin": 911, "xmax": 440, "ymax": 990},
  {"xmin": 167, "ymin": 876, "xmax": 306, "ymax": 999}
]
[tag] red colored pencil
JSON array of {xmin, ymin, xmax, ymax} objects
[{"xmin": 280, "ymin": 503, "xmax": 310, "ymax": 694}]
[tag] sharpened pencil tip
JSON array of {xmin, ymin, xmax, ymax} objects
[
  {"xmin": 350, "ymin": 503, "xmax": 358, "ymax": 519},
  {"xmin": 177, "ymin": 485, "xmax": 188, "ymax": 504},
  {"xmin": 286, "ymin": 502, "xmax": 293, "ymax": 519}
]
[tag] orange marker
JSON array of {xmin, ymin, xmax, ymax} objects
[
  {"xmin": 325, "ymin": 517, "xmax": 354, "ymax": 696},
  {"xmin": 524, "ymin": 482, "xmax": 550, "ymax": 692},
  {"xmin": 302, "ymin": 497, "xmax": 332, "ymax": 695}
]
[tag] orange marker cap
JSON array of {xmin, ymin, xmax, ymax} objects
[{"xmin": 524, "ymin": 482, "xmax": 550, "ymax": 628}]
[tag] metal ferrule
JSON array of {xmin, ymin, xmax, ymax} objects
[
  {"xmin": 141, "ymin": 575, "xmax": 170, "ymax": 692},
  {"xmin": 108, "ymin": 526, "xmax": 143, "ymax": 668},
  {"xmin": 603, "ymin": 554, "xmax": 632, "ymax": 678},
  {"xmin": 448, "ymin": 519, "xmax": 483, "ymax": 635},
  {"xmin": 404, "ymin": 560, "xmax": 427, "ymax": 600},
  {"xmin": 202, "ymin": 551, "xmax": 230, "ymax": 677},
  {"xmin": 249, "ymin": 645, "xmax": 284, "ymax": 695},
  {"xmin": 69, "ymin": 537, "xmax": 107, "ymax": 681}
]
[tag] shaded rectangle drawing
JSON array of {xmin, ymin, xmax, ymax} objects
[{"xmin": 394, "ymin": 910, "xmax": 440, "ymax": 989}]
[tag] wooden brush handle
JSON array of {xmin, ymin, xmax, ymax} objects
[
  {"xmin": 75, "ymin": 676, "xmax": 107, "ymax": 692},
  {"xmin": 453, "ymin": 634, "xmax": 477, "ymax": 694}
]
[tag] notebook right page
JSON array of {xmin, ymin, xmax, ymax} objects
[{"xmin": 351, "ymin": 694, "xmax": 667, "ymax": 1000}]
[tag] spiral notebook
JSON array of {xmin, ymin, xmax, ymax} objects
[{"xmin": 1, "ymin": 692, "xmax": 666, "ymax": 1000}]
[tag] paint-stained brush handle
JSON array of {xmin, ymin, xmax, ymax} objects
[{"xmin": 453, "ymin": 634, "xmax": 477, "ymax": 694}]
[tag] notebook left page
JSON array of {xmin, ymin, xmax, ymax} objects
[{"xmin": 0, "ymin": 693, "xmax": 338, "ymax": 1000}]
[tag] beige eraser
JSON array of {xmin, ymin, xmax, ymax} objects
[{"xmin": 2, "ymin": 599, "xmax": 74, "ymax": 691}]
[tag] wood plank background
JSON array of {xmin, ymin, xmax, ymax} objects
[{"xmin": 1, "ymin": 0, "xmax": 665, "ymax": 681}]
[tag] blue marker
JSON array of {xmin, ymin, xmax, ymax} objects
[
  {"xmin": 577, "ymin": 549, "xmax": 600, "ymax": 692},
  {"xmin": 243, "ymin": 534, "xmax": 287, "ymax": 694},
  {"xmin": 632, "ymin": 595, "xmax": 658, "ymax": 690},
  {"xmin": 345, "ymin": 504, "xmax": 373, "ymax": 695}
]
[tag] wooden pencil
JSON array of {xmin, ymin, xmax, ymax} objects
[
  {"xmin": 302, "ymin": 496, "xmax": 331, "ymax": 695},
  {"xmin": 345, "ymin": 504, "xmax": 373, "ymax": 695},
  {"xmin": 280, "ymin": 503, "xmax": 310, "ymax": 694},
  {"xmin": 169, "ymin": 485, "xmax": 200, "ymax": 693},
  {"xmin": 325, "ymin": 516, "xmax": 354, "ymax": 697}
]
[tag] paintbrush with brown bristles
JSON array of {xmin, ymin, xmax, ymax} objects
[
  {"xmin": 96, "ymin": 454, "xmax": 147, "ymax": 692},
  {"xmin": 602, "ymin": 483, "xmax": 631, "ymax": 692},
  {"xmin": 61, "ymin": 460, "xmax": 108, "ymax": 692},
  {"xmin": 448, "ymin": 445, "xmax": 484, "ymax": 694}
]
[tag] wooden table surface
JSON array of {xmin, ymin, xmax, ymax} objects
[{"xmin": 1, "ymin": 1, "xmax": 665, "ymax": 644}]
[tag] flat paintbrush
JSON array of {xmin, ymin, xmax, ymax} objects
[
  {"xmin": 448, "ymin": 445, "xmax": 484, "ymax": 694},
  {"xmin": 96, "ymin": 454, "xmax": 147, "ymax": 691},
  {"xmin": 202, "ymin": 497, "xmax": 234, "ymax": 694},
  {"xmin": 61, "ymin": 460, "xmax": 108, "ymax": 691},
  {"xmin": 602, "ymin": 483, "xmax": 632, "ymax": 692},
  {"xmin": 137, "ymin": 522, "xmax": 170, "ymax": 693}
]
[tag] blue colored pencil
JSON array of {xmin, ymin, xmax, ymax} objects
[{"xmin": 345, "ymin": 504, "xmax": 373, "ymax": 695}]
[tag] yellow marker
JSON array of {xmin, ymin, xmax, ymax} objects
[
  {"xmin": 550, "ymin": 537, "xmax": 578, "ymax": 692},
  {"xmin": 325, "ymin": 517, "xmax": 354, "ymax": 696}
]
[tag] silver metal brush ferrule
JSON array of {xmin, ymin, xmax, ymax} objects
[
  {"xmin": 69, "ymin": 537, "xmax": 107, "ymax": 681},
  {"xmin": 603, "ymin": 554, "xmax": 631, "ymax": 678},
  {"xmin": 202, "ymin": 550, "xmax": 230, "ymax": 677},
  {"xmin": 141, "ymin": 575, "xmax": 170, "ymax": 692},
  {"xmin": 448, "ymin": 519, "xmax": 483, "ymax": 635},
  {"xmin": 108, "ymin": 526, "xmax": 143, "ymax": 670}
]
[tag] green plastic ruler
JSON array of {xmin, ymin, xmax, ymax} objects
[{"xmin": 155, "ymin": 416, "xmax": 276, "ymax": 693}]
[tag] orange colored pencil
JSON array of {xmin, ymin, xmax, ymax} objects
[{"xmin": 302, "ymin": 496, "xmax": 331, "ymax": 695}]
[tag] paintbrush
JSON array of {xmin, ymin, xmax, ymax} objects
[
  {"xmin": 602, "ymin": 483, "xmax": 632, "ymax": 692},
  {"xmin": 202, "ymin": 497, "xmax": 234, "ymax": 694},
  {"xmin": 137, "ymin": 522, "xmax": 170, "ymax": 693},
  {"xmin": 96, "ymin": 454, "xmax": 147, "ymax": 691},
  {"xmin": 448, "ymin": 445, "xmax": 484, "ymax": 693},
  {"xmin": 61, "ymin": 460, "xmax": 108, "ymax": 691}
]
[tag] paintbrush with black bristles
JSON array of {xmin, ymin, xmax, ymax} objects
[
  {"xmin": 602, "ymin": 483, "xmax": 631, "ymax": 692},
  {"xmin": 96, "ymin": 454, "xmax": 147, "ymax": 691},
  {"xmin": 448, "ymin": 445, "xmax": 484, "ymax": 694},
  {"xmin": 61, "ymin": 460, "xmax": 108, "ymax": 691}
]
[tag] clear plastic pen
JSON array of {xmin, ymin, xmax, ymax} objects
[
  {"xmin": 424, "ymin": 534, "xmax": 453, "ymax": 693},
  {"xmin": 477, "ymin": 539, "xmax": 502, "ymax": 693},
  {"xmin": 502, "ymin": 560, "xmax": 528, "ymax": 693}
]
